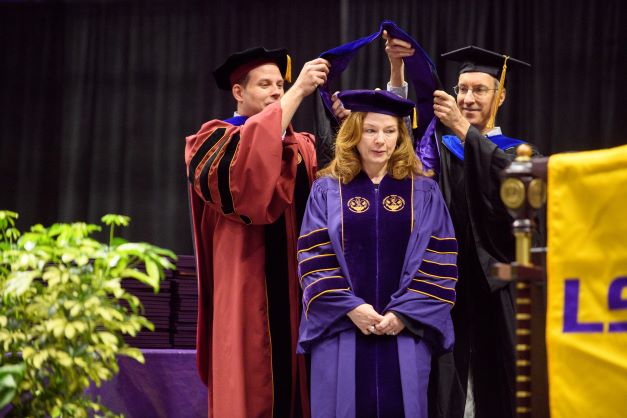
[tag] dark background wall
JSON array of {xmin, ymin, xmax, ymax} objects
[{"xmin": 0, "ymin": 0, "xmax": 624, "ymax": 254}]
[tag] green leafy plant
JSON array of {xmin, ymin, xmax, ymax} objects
[{"xmin": 0, "ymin": 211, "xmax": 176, "ymax": 417}]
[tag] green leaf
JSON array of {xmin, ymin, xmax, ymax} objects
[
  {"xmin": 152, "ymin": 247, "xmax": 178, "ymax": 262},
  {"xmin": 115, "ymin": 243, "xmax": 147, "ymax": 256},
  {"xmin": 5, "ymin": 227, "xmax": 21, "ymax": 241},
  {"xmin": 107, "ymin": 254, "xmax": 121, "ymax": 268},
  {"xmin": 121, "ymin": 268, "xmax": 158, "ymax": 290},
  {"xmin": 97, "ymin": 332, "xmax": 118, "ymax": 347},
  {"xmin": 70, "ymin": 303, "xmax": 82, "ymax": 318},
  {"xmin": 74, "ymin": 358, "xmax": 88, "ymax": 369},
  {"xmin": 55, "ymin": 351, "xmax": 73, "ymax": 368},
  {"xmin": 32, "ymin": 350, "xmax": 49, "ymax": 369},
  {"xmin": 19, "ymin": 233, "xmax": 41, "ymax": 251},
  {"xmin": 110, "ymin": 236, "xmax": 128, "ymax": 246},
  {"xmin": 73, "ymin": 321, "xmax": 87, "ymax": 334},
  {"xmin": 0, "ymin": 363, "xmax": 25, "ymax": 409},
  {"xmin": 117, "ymin": 347, "xmax": 145, "ymax": 364},
  {"xmin": 101, "ymin": 214, "xmax": 130, "ymax": 227},
  {"xmin": 4, "ymin": 271, "xmax": 37, "ymax": 296},
  {"xmin": 64, "ymin": 323, "xmax": 76, "ymax": 339},
  {"xmin": 21, "ymin": 347, "xmax": 35, "ymax": 359},
  {"xmin": 0, "ymin": 210, "xmax": 18, "ymax": 230},
  {"xmin": 156, "ymin": 255, "xmax": 177, "ymax": 270},
  {"xmin": 0, "ymin": 374, "xmax": 17, "ymax": 406},
  {"xmin": 75, "ymin": 255, "xmax": 90, "ymax": 266},
  {"xmin": 145, "ymin": 259, "xmax": 161, "ymax": 282},
  {"xmin": 29, "ymin": 223, "xmax": 46, "ymax": 233},
  {"xmin": 137, "ymin": 317, "xmax": 155, "ymax": 331},
  {"xmin": 96, "ymin": 365, "xmax": 111, "ymax": 381},
  {"xmin": 52, "ymin": 319, "xmax": 67, "ymax": 338},
  {"xmin": 62, "ymin": 252, "xmax": 76, "ymax": 263},
  {"xmin": 95, "ymin": 307, "xmax": 113, "ymax": 322}
]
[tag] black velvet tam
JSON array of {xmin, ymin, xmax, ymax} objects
[{"xmin": 213, "ymin": 46, "xmax": 289, "ymax": 90}]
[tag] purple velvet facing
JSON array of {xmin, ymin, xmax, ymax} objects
[
  {"xmin": 299, "ymin": 255, "xmax": 340, "ymax": 283},
  {"xmin": 341, "ymin": 173, "xmax": 412, "ymax": 418},
  {"xmin": 408, "ymin": 279, "xmax": 456, "ymax": 305},
  {"xmin": 417, "ymin": 259, "xmax": 458, "ymax": 279},
  {"xmin": 297, "ymin": 228, "xmax": 331, "ymax": 252},
  {"xmin": 426, "ymin": 236, "xmax": 458, "ymax": 253},
  {"xmin": 303, "ymin": 276, "xmax": 351, "ymax": 313}
]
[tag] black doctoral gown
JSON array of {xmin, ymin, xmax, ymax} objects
[{"xmin": 438, "ymin": 125, "xmax": 540, "ymax": 418}]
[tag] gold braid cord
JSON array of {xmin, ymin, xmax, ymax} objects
[{"xmin": 486, "ymin": 55, "xmax": 509, "ymax": 130}]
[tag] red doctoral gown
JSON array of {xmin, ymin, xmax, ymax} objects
[{"xmin": 185, "ymin": 102, "xmax": 316, "ymax": 418}]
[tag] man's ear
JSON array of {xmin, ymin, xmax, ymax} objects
[
  {"xmin": 498, "ymin": 88, "xmax": 507, "ymax": 107},
  {"xmin": 232, "ymin": 84, "xmax": 244, "ymax": 103}
]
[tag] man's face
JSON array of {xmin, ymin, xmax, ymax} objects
[
  {"xmin": 455, "ymin": 72, "xmax": 503, "ymax": 132},
  {"xmin": 235, "ymin": 63, "xmax": 285, "ymax": 116}
]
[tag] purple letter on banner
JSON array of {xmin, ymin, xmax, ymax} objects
[
  {"xmin": 608, "ymin": 276, "xmax": 627, "ymax": 332},
  {"xmin": 563, "ymin": 279, "xmax": 603, "ymax": 333}
]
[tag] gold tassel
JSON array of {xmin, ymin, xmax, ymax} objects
[
  {"xmin": 285, "ymin": 55, "xmax": 292, "ymax": 83},
  {"xmin": 412, "ymin": 107, "xmax": 418, "ymax": 129},
  {"xmin": 486, "ymin": 55, "xmax": 509, "ymax": 130}
]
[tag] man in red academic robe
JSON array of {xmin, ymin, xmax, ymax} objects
[{"xmin": 185, "ymin": 47, "xmax": 329, "ymax": 418}]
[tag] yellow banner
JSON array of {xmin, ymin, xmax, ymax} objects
[{"xmin": 547, "ymin": 145, "xmax": 627, "ymax": 418}]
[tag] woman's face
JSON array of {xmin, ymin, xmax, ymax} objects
[{"xmin": 356, "ymin": 112, "xmax": 399, "ymax": 171}]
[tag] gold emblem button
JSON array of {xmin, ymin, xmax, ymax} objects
[
  {"xmin": 383, "ymin": 195, "xmax": 405, "ymax": 212},
  {"xmin": 347, "ymin": 197, "xmax": 370, "ymax": 213}
]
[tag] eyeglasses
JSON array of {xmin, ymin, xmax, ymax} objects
[{"xmin": 453, "ymin": 85, "xmax": 497, "ymax": 98}]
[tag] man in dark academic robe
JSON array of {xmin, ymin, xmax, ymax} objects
[
  {"xmin": 386, "ymin": 43, "xmax": 539, "ymax": 418},
  {"xmin": 184, "ymin": 46, "xmax": 329, "ymax": 418},
  {"xmin": 431, "ymin": 46, "xmax": 537, "ymax": 418}
]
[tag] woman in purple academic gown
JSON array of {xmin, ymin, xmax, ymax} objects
[{"xmin": 297, "ymin": 89, "xmax": 458, "ymax": 418}]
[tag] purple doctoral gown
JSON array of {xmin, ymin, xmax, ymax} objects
[{"xmin": 297, "ymin": 173, "xmax": 458, "ymax": 418}]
